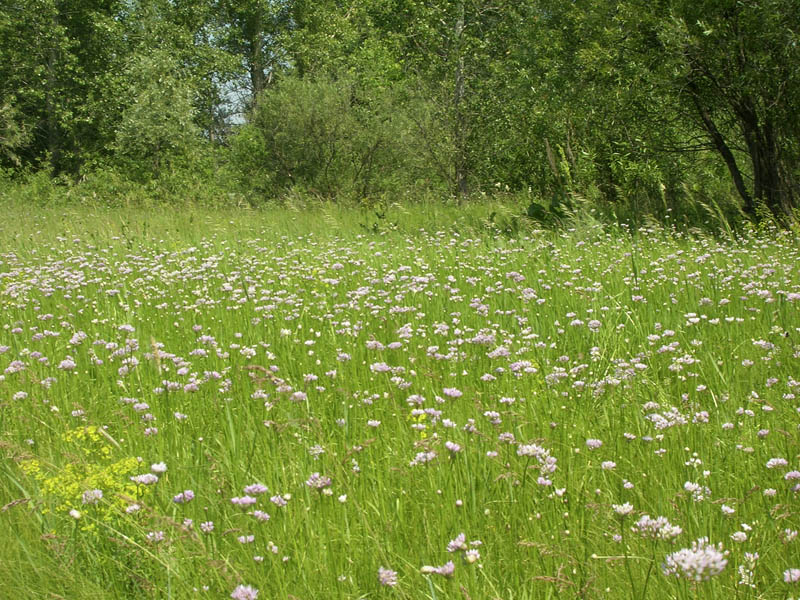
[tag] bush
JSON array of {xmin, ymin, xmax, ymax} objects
[{"xmin": 230, "ymin": 74, "xmax": 448, "ymax": 202}]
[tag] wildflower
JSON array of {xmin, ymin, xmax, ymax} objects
[
  {"xmin": 421, "ymin": 561, "xmax": 455, "ymax": 577},
  {"xmin": 738, "ymin": 552, "xmax": 758, "ymax": 588},
  {"xmin": 230, "ymin": 584, "xmax": 259, "ymax": 600},
  {"xmin": 684, "ymin": 481, "xmax": 711, "ymax": 501},
  {"xmin": 251, "ymin": 510, "xmax": 270, "ymax": 522},
  {"xmin": 305, "ymin": 472, "xmax": 332, "ymax": 490},
  {"xmin": 409, "ymin": 451, "xmax": 436, "ymax": 466},
  {"xmin": 586, "ymin": 439, "xmax": 603, "ymax": 450},
  {"xmin": 146, "ymin": 531, "xmax": 165, "ymax": 543},
  {"xmin": 200, "ymin": 521, "xmax": 214, "ymax": 533},
  {"xmin": 633, "ymin": 515, "xmax": 682, "ymax": 540},
  {"xmin": 150, "ymin": 462, "xmax": 167, "ymax": 473},
  {"xmin": 445, "ymin": 441, "xmax": 462, "ymax": 454},
  {"xmin": 662, "ymin": 537, "xmax": 728, "ymax": 582},
  {"xmin": 378, "ymin": 567, "xmax": 398, "ymax": 587},
  {"xmin": 58, "ymin": 357, "xmax": 77, "ymax": 371},
  {"xmin": 69, "ymin": 509, "xmax": 81, "ymax": 519},
  {"xmin": 238, "ymin": 535, "xmax": 255, "ymax": 544},
  {"xmin": 447, "ymin": 533, "xmax": 467, "ymax": 553},
  {"xmin": 465, "ymin": 549, "xmax": 480, "ymax": 563},
  {"xmin": 173, "ymin": 490, "xmax": 195, "ymax": 504},
  {"xmin": 785, "ymin": 569, "xmax": 800, "ymax": 583},
  {"xmin": 517, "ymin": 444, "xmax": 546, "ymax": 458},
  {"xmin": 231, "ymin": 496, "xmax": 258, "ymax": 506},
  {"xmin": 130, "ymin": 473, "xmax": 158, "ymax": 485},
  {"xmin": 81, "ymin": 489, "xmax": 103, "ymax": 505},
  {"xmin": 270, "ymin": 495, "xmax": 288, "ymax": 507},
  {"xmin": 613, "ymin": 503, "xmax": 634, "ymax": 517},
  {"xmin": 243, "ymin": 483, "xmax": 268, "ymax": 495},
  {"xmin": 443, "ymin": 388, "xmax": 462, "ymax": 398}
]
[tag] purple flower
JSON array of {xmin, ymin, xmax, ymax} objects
[
  {"xmin": 130, "ymin": 473, "xmax": 159, "ymax": 485},
  {"xmin": 378, "ymin": 566, "xmax": 398, "ymax": 587},
  {"xmin": 612, "ymin": 503, "xmax": 634, "ymax": 516},
  {"xmin": 305, "ymin": 472, "xmax": 332, "ymax": 490},
  {"xmin": 173, "ymin": 490, "xmax": 195, "ymax": 504},
  {"xmin": 662, "ymin": 537, "xmax": 728, "ymax": 581},
  {"xmin": 517, "ymin": 443, "xmax": 546, "ymax": 457},
  {"xmin": 443, "ymin": 387, "xmax": 462, "ymax": 398},
  {"xmin": 243, "ymin": 483, "xmax": 268, "ymax": 495},
  {"xmin": 81, "ymin": 489, "xmax": 103, "ymax": 505},
  {"xmin": 270, "ymin": 495, "xmax": 288, "ymax": 507},
  {"xmin": 632, "ymin": 515, "xmax": 682, "ymax": 540},
  {"xmin": 4, "ymin": 360, "xmax": 26, "ymax": 374},
  {"xmin": 146, "ymin": 531, "xmax": 165, "ymax": 543},
  {"xmin": 251, "ymin": 510, "xmax": 270, "ymax": 522},
  {"xmin": 785, "ymin": 568, "xmax": 800, "ymax": 583},
  {"xmin": 445, "ymin": 441, "xmax": 462, "ymax": 454},
  {"xmin": 586, "ymin": 439, "xmax": 603, "ymax": 450},
  {"xmin": 58, "ymin": 357, "xmax": 77, "ymax": 371},
  {"xmin": 465, "ymin": 549, "xmax": 480, "ymax": 563},
  {"xmin": 409, "ymin": 451, "xmax": 437, "ymax": 466},
  {"xmin": 421, "ymin": 561, "xmax": 455, "ymax": 577},
  {"xmin": 447, "ymin": 533, "xmax": 467, "ymax": 553},
  {"xmin": 230, "ymin": 584, "xmax": 259, "ymax": 600},
  {"xmin": 200, "ymin": 521, "xmax": 214, "ymax": 533},
  {"xmin": 231, "ymin": 495, "xmax": 258, "ymax": 506}
]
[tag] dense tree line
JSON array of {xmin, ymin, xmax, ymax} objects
[{"xmin": 1, "ymin": 0, "xmax": 798, "ymax": 223}]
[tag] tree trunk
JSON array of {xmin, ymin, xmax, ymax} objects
[
  {"xmin": 687, "ymin": 81, "xmax": 753, "ymax": 216},
  {"xmin": 453, "ymin": 1, "xmax": 468, "ymax": 199},
  {"xmin": 248, "ymin": 12, "xmax": 267, "ymax": 105},
  {"xmin": 736, "ymin": 97, "xmax": 796, "ymax": 221}
]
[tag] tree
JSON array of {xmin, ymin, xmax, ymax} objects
[
  {"xmin": 213, "ymin": 0, "xmax": 292, "ymax": 109},
  {"xmin": 114, "ymin": 50, "xmax": 201, "ymax": 179},
  {"xmin": 585, "ymin": 0, "xmax": 800, "ymax": 221},
  {"xmin": 0, "ymin": 101, "xmax": 29, "ymax": 169}
]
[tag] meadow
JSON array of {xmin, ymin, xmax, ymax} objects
[{"xmin": 1, "ymin": 201, "xmax": 799, "ymax": 599}]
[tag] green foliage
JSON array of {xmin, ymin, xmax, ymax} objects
[
  {"xmin": 0, "ymin": 100, "xmax": 29, "ymax": 168},
  {"xmin": 2, "ymin": 0, "xmax": 799, "ymax": 226},
  {"xmin": 114, "ymin": 51, "xmax": 201, "ymax": 181},
  {"xmin": 231, "ymin": 74, "xmax": 448, "ymax": 202}
]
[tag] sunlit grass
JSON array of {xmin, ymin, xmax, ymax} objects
[{"xmin": 1, "ymin": 203, "xmax": 799, "ymax": 599}]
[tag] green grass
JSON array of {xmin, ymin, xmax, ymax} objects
[{"xmin": 1, "ymin": 201, "xmax": 799, "ymax": 599}]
